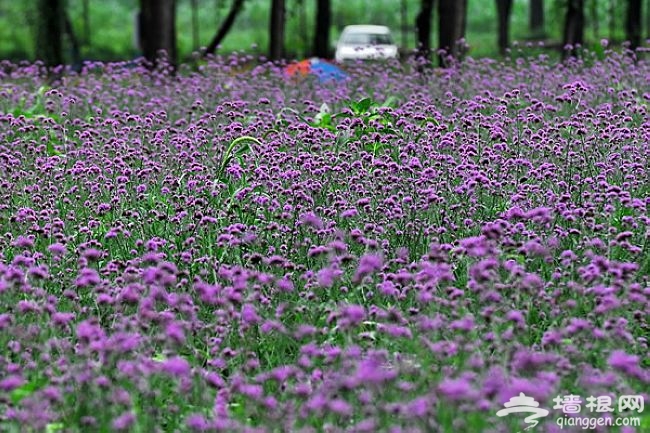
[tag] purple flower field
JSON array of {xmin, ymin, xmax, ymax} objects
[{"xmin": 0, "ymin": 51, "xmax": 648, "ymax": 433}]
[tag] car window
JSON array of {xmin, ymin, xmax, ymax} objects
[
  {"xmin": 342, "ymin": 32, "xmax": 393, "ymax": 45},
  {"xmin": 370, "ymin": 34, "xmax": 393, "ymax": 45}
]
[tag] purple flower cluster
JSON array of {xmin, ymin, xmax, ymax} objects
[{"xmin": 0, "ymin": 52, "xmax": 648, "ymax": 432}]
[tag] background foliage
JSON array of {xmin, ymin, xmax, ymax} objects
[{"xmin": 0, "ymin": 0, "xmax": 644, "ymax": 62}]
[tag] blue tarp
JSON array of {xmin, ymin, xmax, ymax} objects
[{"xmin": 309, "ymin": 61, "xmax": 348, "ymax": 83}]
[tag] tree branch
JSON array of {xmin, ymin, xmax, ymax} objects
[{"xmin": 204, "ymin": 0, "xmax": 246, "ymax": 56}]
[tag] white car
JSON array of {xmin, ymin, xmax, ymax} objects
[{"xmin": 335, "ymin": 25, "xmax": 399, "ymax": 62}]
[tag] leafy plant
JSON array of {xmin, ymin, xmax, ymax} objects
[{"xmin": 217, "ymin": 135, "xmax": 260, "ymax": 181}]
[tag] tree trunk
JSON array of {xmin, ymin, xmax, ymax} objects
[
  {"xmin": 205, "ymin": 0, "xmax": 246, "ymax": 55},
  {"xmin": 400, "ymin": 0, "xmax": 408, "ymax": 51},
  {"xmin": 625, "ymin": 0, "xmax": 642, "ymax": 50},
  {"xmin": 313, "ymin": 0, "xmax": 331, "ymax": 58},
  {"xmin": 562, "ymin": 0, "xmax": 584, "ymax": 60},
  {"xmin": 269, "ymin": 0, "xmax": 285, "ymax": 61},
  {"xmin": 438, "ymin": 0, "xmax": 467, "ymax": 66},
  {"xmin": 139, "ymin": 0, "xmax": 177, "ymax": 68},
  {"xmin": 191, "ymin": 0, "xmax": 199, "ymax": 50},
  {"xmin": 415, "ymin": 0, "xmax": 435, "ymax": 59},
  {"xmin": 82, "ymin": 0, "xmax": 90, "ymax": 47},
  {"xmin": 63, "ymin": 11, "xmax": 82, "ymax": 69},
  {"xmin": 299, "ymin": 0, "xmax": 308, "ymax": 57},
  {"xmin": 646, "ymin": 0, "xmax": 650, "ymax": 39},
  {"xmin": 496, "ymin": 0, "xmax": 513, "ymax": 55},
  {"xmin": 529, "ymin": 0, "xmax": 544, "ymax": 38},
  {"xmin": 647, "ymin": 0, "xmax": 650, "ymax": 39},
  {"xmin": 608, "ymin": 0, "xmax": 616, "ymax": 41},
  {"xmin": 36, "ymin": 0, "xmax": 64, "ymax": 67},
  {"xmin": 589, "ymin": 0, "xmax": 599, "ymax": 41}
]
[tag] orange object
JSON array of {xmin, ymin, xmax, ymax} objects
[{"xmin": 285, "ymin": 59, "xmax": 311, "ymax": 79}]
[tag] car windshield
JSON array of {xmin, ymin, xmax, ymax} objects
[{"xmin": 342, "ymin": 32, "xmax": 393, "ymax": 45}]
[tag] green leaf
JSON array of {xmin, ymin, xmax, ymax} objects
[
  {"xmin": 46, "ymin": 139, "xmax": 63, "ymax": 157},
  {"xmin": 37, "ymin": 85, "xmax": 50, "ymax": 97},
  {"xmin": 319, "ymin": 112, "xmax": 332, "ymax": 126},
  {"xmin": 332, "ymin": 111, "xmax": 352, "ymax": 120},
  {"xmin": 505, "ymin": 253, "xmax": 525, "ymax": 265},
  {"xmin": 382, "ymin": 96, "xmax": 399, "ymax": 108},
  {"xmin": 46, "ymin": 423, "xmax": 65, "ymax": 433},
  {"xmin": 312, "ymin": 112, "xmax": 334, "ymax": 131},
  {"xmin": 425, "ymin": 116, "xmax": 439, "ymax": 126},
  {"xmin": 217, "ymin": 135, "xmax": 260, "ymax": 180},
  {"xmin": 10, "ymin": 379, "xmax": 46, "ymax": 405},
  {"xmin": 352, "ymin": 97, "xmax": 373, "ymax": 114}
]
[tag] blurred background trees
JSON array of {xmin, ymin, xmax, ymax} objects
[
  {"xmin": 139, "ymin": 0, "xmax": 177, "ymax": 66},
  {"xmin": 496, "ymin": 0, "xmax": 513, "ymax": 55},
  {"xmin": 10, "ymin": 0, "xmax": 649, "ymax": 67},
  {"xmin": 269, "ymin": 0, "xmax": 285, "ymax": 60},
  {"xmin": 438, "ymin": 0, "xmax": 468, "ymax": 63},
  {"xmin": 562, "ymin": 0, "xmax": 584, "ymax": 59},
  {"xmin": 415, "ymin": 0, "xmax": 434, "ymax": 59},
  {"xmin": 313, "ymin": 0, "xmax": 331, "ymax": 58},
  {"xmin": 626, "ymin": 0, "xmax": 642, "ymax": 49},
  {"xmin": 35, "ymin": 0, "xmax": 64, "ymax": 67},
  {"xmin": 204, "ymin": 0, "xmax": 245, "ymax": 55},
  {"xmin": 529, "ymin": 0, "xmax": 545, "ymax": 38}
]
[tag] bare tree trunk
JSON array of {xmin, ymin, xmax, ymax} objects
[
  {"xmin": 438, "ymin": 0, "xmax": 467, "ymax": 66},
  {"xmin": 400, "ymin": 0, "xmax": 408, "ymax": 51},
  {"xmin": 269, "ymin": 0, "xmax": 285, "ymax": 61},
  {"xmin": 64, "ymin": 11, "xmax": 82, "ymax": 69},
  {"xmin": 608, "ymin": 0, "xmax": 616, "ymax": 41},
  {"xmin": 562, "ymin": 0, "xmax": 584, "ymax": 60},
  {"xmin": 139, "ymin": 0, "xmax": 177, "ymax": 68},
  {"xmin": 416, "ymin": 0, "xmax": 435, "ymax": 59},
  {"xmin": 647, "ymin": 0, "xmax": 650, "ymax": 39},
  {"xmin": 625, "ymin": 0, "xmax": 642, "ymax": 50},
  {"xmin": 191, "ymin": 0, "xmax": 200, "ymax": 50},
  {"xmin": 205, "ymin": 0, "xmax": 246, "ymax": 55},
  {"xmin": 588, "ymin": 0, "xmax": 599, "ymax": 41},
  {"xmin": 299, "ymin": 0, "xmax": 308, "ymax": 57},
  {"xmin": 496, "ymin": 0, "xmax": 513, "ymax": 55},
  {"xmin": 313, "ymin": 0, "xmax": 331, "ymax": 58},
  {"xmin": 82, "ymin": 0, "xmax": 90, "ymax": 47},
  {"xmin": 529, "ymin": 0, "xmax": 544, "ymax": 37},
  {"xmin": 36, "ymin": 0, "xmax": 64, "ymax": 67}
]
